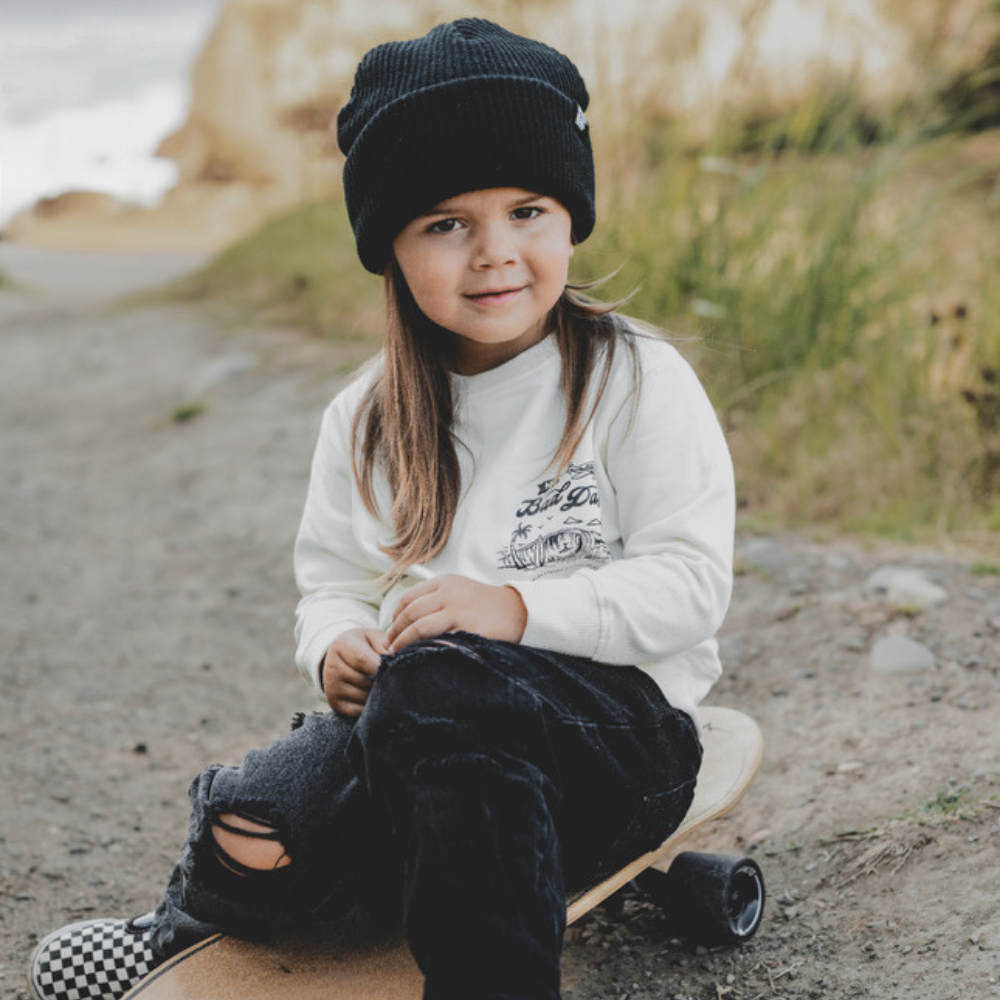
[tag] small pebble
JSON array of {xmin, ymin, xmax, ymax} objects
[
  {"xmin": 866, "ymin": 566, "xmax": 948, "ymax": 608},
  {"xmin": 871, "ymin": 635, "xmax": 936, "ymax": 674}
]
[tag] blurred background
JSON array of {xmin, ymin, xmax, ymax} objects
[
  {"xmin": 1, "ymin": 0, "xmax": 998, "ymax": 538},
  {"xmin": 0, "ymin": 0, "xmax": 226, "ymax": 246}
]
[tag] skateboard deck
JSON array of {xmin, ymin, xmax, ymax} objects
[{"xmin": 123, "ymin": 706, "xmax": 762, "ymax": 1000}]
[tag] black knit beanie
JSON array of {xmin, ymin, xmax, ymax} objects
[{"xmin": 337, "ymin": 18, "xmax": 595, "ymax": 274}]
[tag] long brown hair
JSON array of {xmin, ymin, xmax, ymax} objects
[{"xmin": 352, "ymin": 258, "xmax": 639, "ymax": 582}]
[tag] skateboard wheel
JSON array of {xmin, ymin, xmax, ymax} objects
[{"xmin": 636, "ymin": 852, "xmax": 765, "ymax": 945}]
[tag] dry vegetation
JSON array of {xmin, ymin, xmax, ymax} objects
[{"xmin": 160, "ymin": 0, "xmax": 1000, "ymax": 540}]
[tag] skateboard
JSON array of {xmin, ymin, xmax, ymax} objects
[{"xmin": 123, "ymin": 706, "xmax": 764, "ymax": 1000}]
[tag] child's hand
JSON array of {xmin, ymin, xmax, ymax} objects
[
  {"xmin": 322, "ymin": 628, "xmax": 390, "ymax": 717},
  {"xmin": 386, "ymin": 574, "xmax": 527, "ymax": 652}
]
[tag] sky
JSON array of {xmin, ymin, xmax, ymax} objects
[{"xmin": 0, "ymin": 0, "xmax": 229, "ymax": 225}]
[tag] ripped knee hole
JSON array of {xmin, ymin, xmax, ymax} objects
[{"xmin": 211, "ymin": 812, "xmax": 292, "ymax": 874}]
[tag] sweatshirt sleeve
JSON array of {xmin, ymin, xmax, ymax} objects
[
  {"xmin": 293, "ymin": 387, "xmax": 384, "ymax": 694},
  {"xmin": 512, "ymin": 342, "xmax": 735, "ymax": 665}
]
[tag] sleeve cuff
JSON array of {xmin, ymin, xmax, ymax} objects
[{"xmin": 508, "ymin": 572, "xmax": 603, "ymax": 660}]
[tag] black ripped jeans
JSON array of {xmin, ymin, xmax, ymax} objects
[{"xmin": 148, "ymin": 633, "xmax": 702, "ymax": 1000}]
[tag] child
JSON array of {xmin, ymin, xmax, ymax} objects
[{"xmin": 29, "ymin": 18, "xmax": 735, "ymax": 1000}]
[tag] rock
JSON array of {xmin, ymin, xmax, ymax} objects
[
  {"xmin": 969, "ymin": 924, "xmax": 999, "ymax": 951},
  {"xmin": 739, "ymin": 537, "xmax": 795, "ymax": 574},
  {"xmin": 865, "ymin": 566, "xmax": 948, "ymax": 609},
  {"xmin": 871, "ymin": 635, "xmax": 936, "ymax": 674},
  {"xmin": 837, "ymin": 761, "xmax": 865, "ymax": 773}
]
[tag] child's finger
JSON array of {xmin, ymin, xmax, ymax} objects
[
  {"xmin": 389, "ymin": 610, "xmax": 453, "ymax": 652},
  {"xmin": 366, "ymin": 630, "xmax": 392, "ymax": 656},
  {"xmin": 324, "ymin": 669, "xmax": 372, "ymax": 715},
  {"xmin": 332, "ymin": 659, "xmax": 375, "ymax": 690},
  {"xmin": 330, "ymin": 696, "xmax": 365, "ymax": 719},
  {"xmin": 387, "ymin": 593, "xmax": 445, "ymax": 645},
  {"xmin": 324, "ymin": 654, "xmax": 372, "ymax": 696},
  {"xmin": 343, "ymin": 649, "xmax": 381, "ymax": 676},
  {"xmin": 391, "ymin": 580, "xmax": 436, "ymax": 617},
  {"xmin": 339, "ymin": 637, "xmax": 383, "ymax": 674},
  {"xmin": 342, "ymin": 668, "xmax": 375, "ymax": 692}
]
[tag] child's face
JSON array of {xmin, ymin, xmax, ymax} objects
[{"xmin": 392, "ymin": 187, "xmax": 574, "ymax": 375}]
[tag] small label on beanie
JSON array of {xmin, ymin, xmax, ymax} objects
[{"xmin": 575, "ymin": 105, "xmax": 588, "ymax": 131}]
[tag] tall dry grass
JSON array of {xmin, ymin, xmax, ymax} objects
[
  {"xmin": 172, "ymin": 0, "xmax": 1000, "ymax": 541},
  {"xmin": 575, "ymin": 126, "xmax": 1000, "ymax": 536}
]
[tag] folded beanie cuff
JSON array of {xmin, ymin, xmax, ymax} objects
[
  {"xmin": 343, "ymin": 75, "xmax": 595, "ymax": 273},
  {"xmin": 337, "ymin": 20, "xmax": 596, "ymax": 274}
]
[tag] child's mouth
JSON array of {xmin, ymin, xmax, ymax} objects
[{"xmin": 465, "ymin": 287, "xmax": 523, "ymax": 305}]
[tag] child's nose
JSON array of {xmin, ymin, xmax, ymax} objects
[{"xmin": 472, "ymin": 223, "xmax": 517, "ymax": 268}]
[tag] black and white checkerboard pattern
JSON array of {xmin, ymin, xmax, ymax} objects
[{"xmin": 30, "ymin": 917, "xmax": 157, "ymax": 1000}]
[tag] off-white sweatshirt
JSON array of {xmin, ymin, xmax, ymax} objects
[{"xmin": 294, "ymin": 331, "xmax": 735, "ymax": 719}]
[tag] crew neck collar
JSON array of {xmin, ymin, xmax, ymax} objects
[{"xmin": 450, "ymin": 334, "xmax": 559, "ymax": 393}]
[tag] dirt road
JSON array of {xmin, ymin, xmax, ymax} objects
[{"xmin": 1, "ymin": 248, "xmax": 997, "ymax": 999}]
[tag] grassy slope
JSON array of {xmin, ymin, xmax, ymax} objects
[
  {"xmin": 169, "ymin": 65, "xmax": 1000, "ymax": 541},
  {"xmin": 167, "ymin": 199, "xmax": 384, "ymax": 341}
]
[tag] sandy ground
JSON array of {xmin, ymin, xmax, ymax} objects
[{"xmin": 1, "ymin": 246, "xmax": 998, "ymax": 1000}]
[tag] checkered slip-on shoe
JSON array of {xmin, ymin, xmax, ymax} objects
[{"xmin": 28, "ymin": 912, "xmax": 159, "ymax": 1000}]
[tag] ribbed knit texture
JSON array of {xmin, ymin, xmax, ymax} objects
[{"xmin": 337, "ymin": 19, "xmax": 595, "ymax": 273}]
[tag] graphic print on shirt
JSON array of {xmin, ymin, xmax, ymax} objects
[{"xmin": 498, "ymin": 461, "xmax": 611, "ymax": 573}]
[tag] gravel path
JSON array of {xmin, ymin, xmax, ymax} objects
[{"xmin": 2, "ymin": 249, "xmax": 998, "ymax": 1000}]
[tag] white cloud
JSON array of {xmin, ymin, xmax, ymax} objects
[
  {"xmin": 0, "ymin": 80, "xmax": 187, "ymax": 223},
  {"xmin": 0, "ymin": 0, "xmax": 222, "ymax": 222}
]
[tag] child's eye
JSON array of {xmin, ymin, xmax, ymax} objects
[
  {"xmin": 427, "ymin": 218, "xmax": 462, "ymax": 234},
  {"xmin": 511, "ymin": 205, "xmax": 544, "ymax": 221}
]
